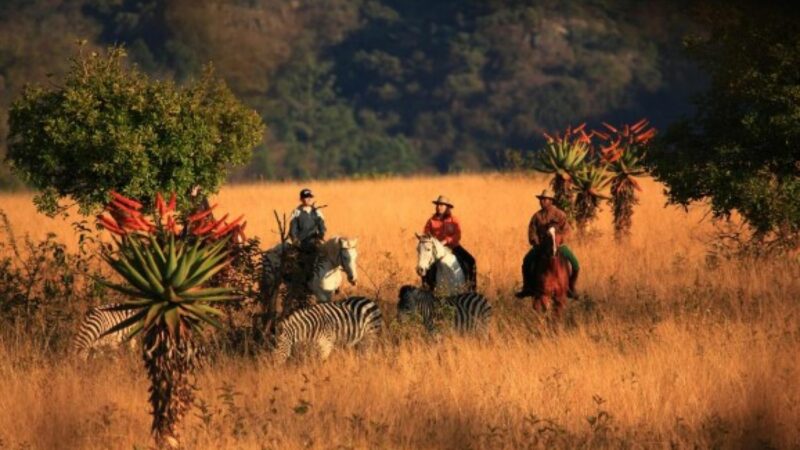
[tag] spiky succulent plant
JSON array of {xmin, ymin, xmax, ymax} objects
[
  {"xmin": 97, "ymin": 191, "xmax": 243, "ymax": 449},
  {"xmin": 535, "ymin": 124, "xmax": 591, "ymax": 211},
  {"xmin": 572, "ymin": 165, "xmax": 612, "ymax": 235}
]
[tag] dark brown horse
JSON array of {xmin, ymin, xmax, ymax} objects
[{"xmin": 530, "ymin": 226, "xmax": 571, "ymax": 317}]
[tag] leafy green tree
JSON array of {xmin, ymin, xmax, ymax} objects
[
  {"xmin": 7, "ymin": 46, "xmax": 263, "ymax": 216},
  {"xmin": 654, "ymin": 3, "xmax": 800, "ymax": 250}
]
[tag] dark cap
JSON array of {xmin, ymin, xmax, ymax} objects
[{"xmin": 300, "ymin": 188, "xmax": 314, "ymax": 199}]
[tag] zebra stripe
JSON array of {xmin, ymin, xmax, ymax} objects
[
  {"xmin": 397, "ymin": 285, "xmax": 491, "ymax": 333},
  {"xmin": 274, "ymin": 296, "xmax": 383, "ymax": 362},
  {"xmin": 71, "ymin": 304, "xmax": 136, "ymax": 360}
]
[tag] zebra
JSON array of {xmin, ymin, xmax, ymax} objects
[
  {"xmin": 273, "ymin": 296, "xmax": 382, "ymax": 363},
  {"xmin": 397, "ymin": 285, "xmax": 492, "ymax": 334},
  {"xmin": 71, "ymin": 304, "xmax": 137, "ymax": 360}
]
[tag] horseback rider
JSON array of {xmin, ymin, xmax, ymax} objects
[
  {"xmin": 422, "ymin": 195, "xmax": 477, "ymax": 291},
  {"xmin": 289, "ymin": 188, "xmax": 327, "ymax": 287},
  {"xmin": 515, "ymin": 189, "xmax": 580, "ymax": 299},
  {"xmin": 289, "ymin": 188, "xmax": 326, "ymax": 247}
]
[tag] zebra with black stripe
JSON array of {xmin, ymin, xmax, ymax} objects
[
  {"xmin": 71, "ymin": 304, "xmax": 137, "ymax": 360},
  {"xmin": 274, "ymin": 296, "xmax": 382, "ymax": 363},
  {"xmin": 397, "ymin": 285, "xmax": 491, "ymax": 334}
]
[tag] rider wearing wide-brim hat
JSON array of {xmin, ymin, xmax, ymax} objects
[
  {"xmin": 422, "ymin": 195, "xmax": 477, "ymax": 291},
  {"xmin": 515, "ymin": 188, "xmax": 580, "ymax": 298}
]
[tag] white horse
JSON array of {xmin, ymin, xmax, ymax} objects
[
  {"xmin": 263, "ymin": 236, "xmax": 359, "ymax": 303},
  {"xmin": 414, "ymin": 233, "xmax": 467, "ymax": 295}
]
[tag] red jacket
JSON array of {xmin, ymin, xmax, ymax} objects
[{"xmin": 424, "ymin": 213, "xmax": 461, "ymax": 248}]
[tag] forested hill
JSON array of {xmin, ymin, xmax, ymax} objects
[{"xmin": 0, "ymin": 0, "xmax": 704, "ymax": 186}]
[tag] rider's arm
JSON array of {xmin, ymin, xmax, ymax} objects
[
  {"xmin": 528, "ymin": 215, "xmax": 538, "ymax": 246},
  {"xmin": 289, "ymin": 209, "xmax": 301, "ymax": 243},
  {"xmin": 445, "ymin": 217, "xmax": 461, "ymax": 247},
  {"xmin": 555, "ymin": 210, "xmax": 570, "ymax": 238},
  {"xmin": 314, "ymin": 209, "xmax": 326, "ymax": 240}
]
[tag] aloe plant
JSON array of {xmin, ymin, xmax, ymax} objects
[
  {"xmin": 572, "ymin": 165, "xmax": 612, "ymax": 235},
  {"xmin": 97, "ymin": 191, "xmax": 242, "ymax": 449},
  {"xmin": 535, "ymin": 125, "xmax": 591, "ymax": 212},
  {"xmin": 595, "ymin": 119, "xmax": 655, "ymax": 238}
]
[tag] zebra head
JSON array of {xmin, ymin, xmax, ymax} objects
[
  {"xmin": 415, "ymin": 233, "xmax": 443, "ymax": 276},
  {"xmin": 273, "ymin": 321, "xmax": 294, "ymax": 363},
  {"xmin": 397, "ymin": 285, "xmax": 420, "ymax": 321},
  {"xmin": 338, "ymin": 237, "xmax": 358, "ymax": 285}
]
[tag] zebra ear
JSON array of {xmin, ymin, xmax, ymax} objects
[{"xmin": 414, "ymin": 232, "xmax": 423, "ymax": 240}]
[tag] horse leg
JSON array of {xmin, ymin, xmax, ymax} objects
[
  {"xmin": 553, "ymin": 295, "xmax": 566, "ymax": 319},
  {"xmin": 533, "ymin": 295, "xmax": 551, "ymax": 314}
]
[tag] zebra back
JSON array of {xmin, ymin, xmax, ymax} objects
[
  {"xmin": 398, "ymin": 286, "xmax": 491, "ymax": 333},
  {"xmin": 447, "ymin": 292, "xmax": 492, "ymax": 333},
  {"xmin": 275, "ymin": 296, "xmax": 382, "ymax": 361},
  {"xmin": 71, "ymin": 304, "xmax": 136, "ymax": 360}
]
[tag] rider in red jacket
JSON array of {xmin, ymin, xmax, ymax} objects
[{"xmin": 422, "ymin": 195, "xmax": 476, "ymax": 291}]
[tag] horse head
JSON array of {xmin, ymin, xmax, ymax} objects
[
  {"xmin": 415, "ymin": 233, "xmax": 445, "ymax": 276},
  {"xmin": 542, "ymin": 226, "xmax": 562, "ymax": 258},
  {"xmin": 337, "ymin": 237, "xmax": 359, "ymax": 285}
]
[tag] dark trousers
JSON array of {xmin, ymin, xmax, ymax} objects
[{"xmin": 422, "ymin": 245, "xmax": 477, "ymax": 291}]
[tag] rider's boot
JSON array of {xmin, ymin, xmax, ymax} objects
[
  {"xmin": 568, "ymin": 270, "xmax": 580, "ymax": 299},
  {"xmin": 514, "ymin": 277, "xmax": 533, "ymax": 298}
]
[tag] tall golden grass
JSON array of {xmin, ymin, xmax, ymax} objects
[{"xmin": 0, "ymin": 173, "xmax": 798, "ymax": 449}]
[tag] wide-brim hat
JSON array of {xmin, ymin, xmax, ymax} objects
[
  {"xmin": 432, "ymin": 195, "xmax": 454, "ymax": 208},
  {"xmin": 535, "ymin": 188, "xmax": 556, "ymax": 200}
]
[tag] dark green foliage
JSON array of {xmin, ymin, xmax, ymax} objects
[
  {"xmin": 7, "ymin": 47, "xmax": 264, "ymax": 216},
  {"xmin": 654, "ymin": 3, "xmax": 800, "ymax": 249},
  {"xmin": 0, "ymin": 0, "xmax": 703, "ymax": 184}
]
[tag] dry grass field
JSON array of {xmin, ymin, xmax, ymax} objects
[{"xmin": 0, "ymin": 173, "xmax": 798, "ymax": 449}]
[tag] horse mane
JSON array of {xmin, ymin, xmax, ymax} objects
[
  {"xmin": 418, "ymin": 234, "xmax": 451, "ymax": 255},
  {"xmin": 319, "ymin": 237, "xmax": 341, "ymax": 262},
  {"xmin": 320, "ymin": 236, "xmax": 356, "ymax": 262}
]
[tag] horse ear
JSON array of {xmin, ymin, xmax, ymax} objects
[
  {"xmin": 414, "ymin": 232, "xmax": 422, "ymax": 240},
  {"xmin": 350, "ymin": 238, "xmax": 358, "ymax": 247}
]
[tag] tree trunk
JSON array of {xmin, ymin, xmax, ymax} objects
[
  {"xmin": 612, "ymin": 181, "xmax": 637, "ymax": 239},
  {"xmin": 143, "ymin": 328, "xmax": 199, "ymax": 449},
  {"xmin": 552, "ymin": 176, "xmax": 574, "ymax": 219}
]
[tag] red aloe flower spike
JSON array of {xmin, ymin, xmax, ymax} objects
[
  {"xmin": 155, "ymin": 192, "xmax": 166, "ymax": 217},
  {"xmin": 167, "ymin": 192, "xmax": 176, "ymax": 212},
  {"xmin": 166, "ymin": 216, "xmax": 178, "ymax": 235},
  {"xmin": 192, "ymin": 221, "xmax": 216, "ymax": 236},
  {"xmin": 591, "ymin": 130, "xmax": 610, "ymax": 141},
  {"xmin": 579, "ymin": 130, "xmax": 591, "ymax": 144},
  {"xmin": 602, "ymin": 122, "xmax": 618, "ymax": 133},
  {"xmin": 631, "ymin": 118, "xmax": 648, "ymax": 133},
  {"xmin": 187, "ymin": 204, "xmax": 217, "ymax": 223},
  {"xmin": 98, "ymin": 215, "xmax": 126, "ymax": 235},
  {"xmin": 543, "ymin": 132, "xmax": 554, "ymax": 142},
  {"xmin": 636, "ymin": 128, "xmax": 657, "ymax": 143},
  {"xmin": 574, "ymin": 123, "xmax": 587, "ymax": 134},
  {"xmin": 208, "ymin": 213, "xmax": 229, "ymax": 230},
  {"xmin": 212, "ymin": 222, "xmax": 241, "ymax": 239},
  {"xmin": 212, "ymin": 215, "xmax": 244, "ymax": 237},
  {"xmin": 110, "ymin": 199, "xmax": 143, "ymax": 218},
  {"xmin": 110, "ymin": 191, "xmax": 143, "ymax": 210}
]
